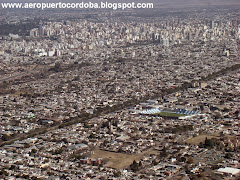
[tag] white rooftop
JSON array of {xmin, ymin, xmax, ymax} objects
[{"xmin": 217, "ymin": 167, "xmax": 240, "ymax": 175}]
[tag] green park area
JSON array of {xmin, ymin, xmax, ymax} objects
[{"xmin": 153, "ymin": 111, "xmax": 187, "ymax": 118}]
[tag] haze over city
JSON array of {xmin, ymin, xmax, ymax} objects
[{"xmin": 0, "ymin": 0, "xmax": 239, "ymax": 179}]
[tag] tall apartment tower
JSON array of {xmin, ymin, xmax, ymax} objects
[
  {"xmin": 38, "ymin": 22, "xmax": 44, "ymax": 37},
  {"xmin": 210, "ymin": 20, "xmax": 215, "ymax": 29}
]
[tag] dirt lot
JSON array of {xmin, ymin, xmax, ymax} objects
[
  {"xmin": 186, "ymin": 134, "xmax": 220, "ymax": 145},
  {"xmin": 91, "ymin": 149, "xmax": 155, "ymax": 169}
]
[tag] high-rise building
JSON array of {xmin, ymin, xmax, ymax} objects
[
  {"xmin": 210, "ymin": 20, "xmax": 215, "ymax": 29},
  {"xmin": 187, "ymin": 32, "xmax": 192, "ymax": 41},
  {"xmin": 162, "ymin": 38, "xmax": 169, "ymax": 47},
  {"xmin": 38, "ymin": 23, "xmax": 44, "ymax": 37}
]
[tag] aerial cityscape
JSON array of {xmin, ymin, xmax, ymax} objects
[{"xmin": 0, "ymin": 0, "xmax": 240, "ymax": 179}]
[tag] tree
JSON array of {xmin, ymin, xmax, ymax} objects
[
  {"xmin": 152, "ymin": 159, "xmax": 158, "ymax": 165},
  {"xmin": 187, "ymin": 157, "xmax": 194, "ymax": 164},
  {"xmin": 31, "ymin": 149, "xmax": 37, "ymax": 154},
  {"xmin": 234, "ymin": 110, "xmax": 239, "ymax": 115},
  {"xmin": 225, "ymin": 153, "xmax": 233, "ymax": 159},
  {"xmin": 89, "ymin": 133, "xmax": 96, "ymax": 139},
  {"xmin": 113, "ymin": 171, "xmax": 121, "ymax": 177},
  {"xmin": 0, "ymin": 169, "xmax": 9, "ymax": 176},
  {"xmin": 199, "ymin": 142, "xmax": 204, "ymax": 148},
  {"xmin": 1, "ymin": 134, "xmax": 11, "ymax": 141},
  {"xmin": 130, "ymin": 160, "xmax": 139, "ymax": 172},
  {"xmin": 204, "ymin": 137, "xmax": 215, "ymax": 148},
  {"xmin": 62, "ymin": 138, "xmax": 68, "ymax": 144},
  {"xmin": 214, "ymin": 112, "xmax": 222, "ymax": 119},
  {"xmin": 160, "ymin": 147, "xmax": 168, "ymax": 158},
  {"xmin": 24, "ymin": 143, "xmax": 30, "ymax": 148},
  {"xmin": 9, "ymin": 165, "xmax": 16, "ymax": 170},
  {"xmin": 139, "ymin": 161, "xmax": 142, "ymax": 167}
]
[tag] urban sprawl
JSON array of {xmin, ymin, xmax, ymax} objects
[{"xmin": 0, "ymin": 7, "xmax": 239, "ymax": 180}]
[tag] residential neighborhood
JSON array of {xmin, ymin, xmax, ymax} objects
[{"xmin": 0, "ymin": 3, "xmax": 239, "ymax": 180}]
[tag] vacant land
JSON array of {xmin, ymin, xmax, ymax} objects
[
  {"xmin": 91, "ymin": 149, "xmax": 142, "ymax": 169},
  {"xmin": 186, "ymin": 134, "xmax": 220, "ymax": 145}
]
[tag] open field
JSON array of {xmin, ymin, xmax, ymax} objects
[
  {"xmin": 186, "ymin": 134, "xmax": 220, "ymax": 145},
  {"xmin": 91, "ymin": 149, "xmax": 142, "ymax": 169}
]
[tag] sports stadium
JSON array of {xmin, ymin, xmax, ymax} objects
[{"xmin": 140, "ymin": 108, "xmax": 200, "ymax": 118}]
